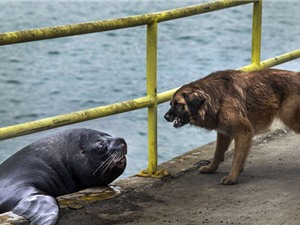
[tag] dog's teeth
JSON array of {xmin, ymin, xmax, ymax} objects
[{"xmin": 173, "ymin": 118, "xmax": 180, "ymax": 126}]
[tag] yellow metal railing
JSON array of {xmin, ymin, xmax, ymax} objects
[
  {"xmin": 146, "ymin": 21, "xmax": 158, "ymax": 174},
  {"xmin": 251, "ymin": 0, "xmax": 262, "ymax": 66},
  {"xmin": 0, "ymin": 0, "xmax": 253, "ymax": 45},
  {"xmin": 0, "ymin": 0, "xmax": 300, "ymax": 177}
]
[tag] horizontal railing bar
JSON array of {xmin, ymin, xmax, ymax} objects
[
  {"xmin": 157, "ymin": 88, "xmax": 179, "ymax": 104},
  {"xmin": 0, "ymin": 0, "xmax": 255, "ymax": 46},
  {"xmin": 241, "ymin": 49, "xmax": 300, "ymax": 71},
  {"xmin": 0, "ymin": 96, "xmax": 154, "ymax": 140},
  {"xmin": 157, "ymin": 49, "xmax": 300, "ymax": 104},
  {"xmin": 0, "ymin": 49, "xmax": 299, "ymax": 140},
  {"xmin": 0, "ymin": 48, "xmax": 299, "ymax": 140}
]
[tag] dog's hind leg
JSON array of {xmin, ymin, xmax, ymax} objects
[
  {"xmin": 279, "ymin": 99, "xmax": 300, "ymax": 133},
  {"xmin": 199, "ymin": 132, "xmax": 232, "ymax": 174}
]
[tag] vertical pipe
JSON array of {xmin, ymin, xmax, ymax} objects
[
  {"xmin": 146, "ymin": 21, "xmax": 158, "ymax": 174},
  {"xmin": 251, "ymin": 0, "xmax": 263, "ymax": 66}
]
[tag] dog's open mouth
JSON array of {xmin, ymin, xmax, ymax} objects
[{"xmin": 173, "ymin": 117, "xmax": 187, "ymax": 128}]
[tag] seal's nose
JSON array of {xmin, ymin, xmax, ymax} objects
[{"xmin": 109, "ymin": 138, "xmax": 127, "ymax": 155}]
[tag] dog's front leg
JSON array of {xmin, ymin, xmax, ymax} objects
[
  {"xmin": 221, "ymin": 130, "xmax": 252, "ymax": 185},
  {"xmin": 199, "ymin": 132, "xmax": 232, "ymax": 174}
]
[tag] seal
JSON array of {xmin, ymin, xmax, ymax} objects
[{"xmin": 0, "ymin": 128, "xmax": 127, "ymax": 225}]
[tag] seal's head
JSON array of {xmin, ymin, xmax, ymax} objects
[{"xmin": 63, "ymin": 128, "xmax": 127, "ymax": 188}]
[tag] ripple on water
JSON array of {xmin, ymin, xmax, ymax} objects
[
  {"xmin": 80, "ymin": 100, "xmax": 109, "ymax": 108},
  {"xmin": 9, "ymin": 99, "xmax": 22, "ymax": 104},
  {"xmin": 137, "ymin": 131, "xmax": 147, "ymax": 137},
  {"xmin": 175, "ymin": 35, "xmax": 194, "ymax": 41},
  {"xmin": 50, "ymin": 90, "xmax": 61, "ymax": 95},
  {"xmin": 9, "ymin": 58, "xmax": 21, "ymax": 63},
  {"xmin": 5, "ymin": 80, "xmax": 22, "ymax": 85},
  {"xmin": 47, "ymin": 50, "xmax": 60, "ymax": 55},
  {"xmin": 14, "ymin": 113, "xmax": 40, "ymax": 120}
]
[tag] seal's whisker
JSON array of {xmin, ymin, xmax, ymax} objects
[
  {"xmin": 102, "ymin": 153, "xmax": 122, "ymax": 175},
  {"xmin": 93, "ymin": 154, "xmax": 114, "ymax": 175},
  {"xmin": 99, "ymin": 158, "xmax": 116, "ymax": 176},
  {"xmin": 99, "ymin": 150, "xmax": 124, "ymax": 176},
  {"xmin": 93, "ymin": 151, "xmax": 121, "ymax": 175},
  {"xmin": 93, "ymin": 155, "xmax": 113, "ymax": 175}
]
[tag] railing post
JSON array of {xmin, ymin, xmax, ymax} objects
[
  {"xmin": 146, "ymin": 21, "xmax": 158, "ymax": 174},
  {"xmin": 251, "ymin": 0, "xmax": 262, "ymax": 67},
  {"xmin": 139, "ymin": 20, "xmax": 168, "ymax": 178}
]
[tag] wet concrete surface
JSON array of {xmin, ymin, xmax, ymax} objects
[{"xmin": 56, "ymin": 129, "xmax": 300, "ymax": 225}]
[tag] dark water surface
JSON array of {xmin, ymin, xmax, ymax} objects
[{"xmin": 0, "ymin": 1, "xmax": 299, "ymax": 178}]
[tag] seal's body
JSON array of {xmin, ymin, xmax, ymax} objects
[{"xmin": 0, "ymin": 128, "xmax": 127, "ymax": 225}]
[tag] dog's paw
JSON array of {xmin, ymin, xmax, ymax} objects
[
  {"xmin": 195, "ymin": 160, "xmax": 211, "ymax": 167},
  {"xmin": 199, "ymin": 165, "xmax": 216, "ymax": 174},
  {"xmin": 221, "ymin": 175, "xmax": 237, "ymax": 185}
]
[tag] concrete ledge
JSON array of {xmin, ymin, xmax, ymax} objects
[{"xmin": 0, "ymin": 126, "xmax": 291, "ymax": 224}]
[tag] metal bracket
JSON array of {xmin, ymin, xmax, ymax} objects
[{"xmin": 137, "ymin": 169, "xmax": 170, "ymax": 178}]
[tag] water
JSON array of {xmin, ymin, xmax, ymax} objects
[{"xmin": 0, "ymin": 1, "xmax": 299, "ymax": 179}]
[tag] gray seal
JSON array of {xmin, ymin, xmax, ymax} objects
[{"xmin": 0, "ymin": 128, "xmax": 127, "ymax": 225}]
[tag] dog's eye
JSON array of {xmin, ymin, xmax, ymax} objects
[{"xmin": 176, "ymin": 103, "xmax": 184, "ymax": 109}]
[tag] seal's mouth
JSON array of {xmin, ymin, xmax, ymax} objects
[
  {"xmin": 93, "ymin": 140, "xmax": 127, "ymax": 176},
  {"xmin": 115, "ymin": 155, "xmax": 126, "ymax": 167},
  {"xmin": 116, "ymin": 147, "xmax": 127, "ymax": 163},
  {"xmin": 113, "ymin": 142, "xmax": 127, "ymax": 168}
]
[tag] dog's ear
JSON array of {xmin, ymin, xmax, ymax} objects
[{"xmin": 182, "ymin": 91, "xmax": 206, "ymax": 114}]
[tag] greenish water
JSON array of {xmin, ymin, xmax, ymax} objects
[{"xmin": 0, "ymin": 1, "xmax": 299, "ymax": 178}]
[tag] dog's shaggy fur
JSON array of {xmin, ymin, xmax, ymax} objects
[{"xmin": 164, "ymin": 69, "xmax": 300, "ymax": 184}]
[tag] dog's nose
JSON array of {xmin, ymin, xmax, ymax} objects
[{"xmin": 164, "ymin": 113, "xmax": 171, "ymax": 121}]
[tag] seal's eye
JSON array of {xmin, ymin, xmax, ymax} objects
[
  {"xmin": 96, "ymin": 140, "xmax": 108, "ymax": 151},
  {"xmin": 97, "ymin": 143, "xmax": 104, "ymax": 150}
]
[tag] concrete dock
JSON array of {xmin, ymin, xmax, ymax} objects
[{"xmin": 1, "ymin": 128, "xmax": 299, "ymax": 225}]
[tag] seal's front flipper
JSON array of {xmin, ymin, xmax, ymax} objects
[{"xmin": 12, "ymin": 194, "xmax": 59, "ymax": 225}]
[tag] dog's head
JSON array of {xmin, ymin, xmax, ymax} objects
[{"xmin": 164, "ymin": 88, "xmax": 206, "ymax": 128}]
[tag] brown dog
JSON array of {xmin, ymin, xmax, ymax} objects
[{"xmin": 164, "ymin": 69, "xmax": 300, "ymax": 184}]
